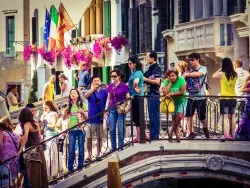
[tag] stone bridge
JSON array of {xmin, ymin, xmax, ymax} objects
[{"xmin": 50, "ymin": 140, "xmax": 250, "ymax": 188}]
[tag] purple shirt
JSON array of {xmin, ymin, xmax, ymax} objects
[
  {"xmin": 87, "ymin": 88, "xmax": 108, "ymax": 124},
  {"xmin": 107, "ymin": 82, "xmax": 129, "ymax": 108}
]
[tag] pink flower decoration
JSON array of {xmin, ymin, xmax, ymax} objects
[
  {"xmin": 93, "ymin": 36, "xmax": 111, "ymax": 59},
  {"xmin": 83, "ymin": 49, "xmax": 93, "ymax": 63},
  {"xmin": 23, "ymin": 44, "xmax": 38, "ymax": 62},
  {"xmin": 23, "ymin": 45, "xmax": 32, "ymax": 62},
  {"xmin": 61, "ymin": 45, "xmax": 74, "ymax": 68},
  {"xmin": 38, "ymin": 45, "xmax": 55, "ymax": 65},
  {"xmin": 111, "ymin": 33, "xmax": 128, "ymax": 54}
]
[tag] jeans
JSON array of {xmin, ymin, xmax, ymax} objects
[
  {"xmin": 148, "ymin": 95, "xmax": 160, "ymax": 139},
  {"xmin": 68, "ymin": 130, "xmax": 85, "ymax": 172},
  {"xmin": 108, "ymin": 109, "xmax": 126, "ymax": 150}
]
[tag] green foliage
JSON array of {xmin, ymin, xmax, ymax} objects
[
  {"xmin": 28, "ymin": 70, "xmax": 38, "ymax": 103},
  {"xmin": 32, "ymin": 71, "xmax": 38, "ymax": 92},
  {"xmin": 28, "ymin": 90, "xmax": 38, "ymax": 104}
]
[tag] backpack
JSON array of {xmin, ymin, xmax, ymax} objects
[{"xmin": 186, "ymin": 67, "xmax": 207, "ymax": 94}]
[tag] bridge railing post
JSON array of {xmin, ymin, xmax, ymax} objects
[{"xmin": 139, "ymin": 96, "xmax": 146, "ymax": 143}]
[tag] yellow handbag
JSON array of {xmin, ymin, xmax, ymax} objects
[{"xmin": 160, "ymin": 97, "xmax": 175, "ymax": 113}]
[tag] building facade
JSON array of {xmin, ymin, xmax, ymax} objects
[
  {"xmin": 0, "ymin": 0, "xmax": 30, "ymax": 103},
  {"xmin": 162, "ymin": 0, "xmax": 248, "ymax": 95}
]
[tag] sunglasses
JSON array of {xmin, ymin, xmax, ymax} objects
[
  {"xmin": 111, "ymin": 75, "xmax": 117, "ymax": 78},
  {"xmin": 189, "ymin": 58, "xmax": 196, "ymax": 61}
]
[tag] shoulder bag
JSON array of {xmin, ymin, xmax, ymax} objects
[{"xmin": 112, "ymin": 86, "xmax": 130, "ymax": 114}]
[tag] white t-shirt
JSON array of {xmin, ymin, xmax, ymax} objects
[
  {"xmin": 56, "ymin": 117, "xmax": 68, "ymax": 131},
  {"xmin": 235, "ymin": 67, "xmax": 248, "ymax": 97},
  {"xmin": 61, "ymin": 80, "xmax": 71, "ymax": 97},
  {"xmin": 14, "ymin": 123, "xmax": 23, "ymax": 136}
]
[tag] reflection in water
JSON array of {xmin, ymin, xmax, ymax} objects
[{"xmin": 136, "ymin": 178, "xmax": 244, "ymax": 188}]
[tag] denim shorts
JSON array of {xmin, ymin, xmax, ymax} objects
[
  {"xmin": 172, "ymin": 102, "xmax": 186, "ymax": 115},
  {"xmin": 220, "ymin": 99, "xmax": 237, "ymax": 115}
]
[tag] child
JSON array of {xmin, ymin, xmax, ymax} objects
[
  {"xmin": 56, "ymin": 104, "xmax": 69, "ymax": 173},
  {"xmin": 235, "ymin": 75, "xmax": 250, "ymax": 140}
]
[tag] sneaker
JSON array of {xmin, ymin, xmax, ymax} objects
[
  {"xmin": 187, "ymin": 132, "xmax": 195, "ymax": 139},
  {"xmin": 203, "ymin": 128, "xmax": 210, "ymax": 139}
]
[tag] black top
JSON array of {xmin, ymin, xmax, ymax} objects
[
  {"xmin": 25, "ymin": 131, "xmax": 40, "ymax": 149},
  {"xmin": 144, "ymin": 63, "xmax": 162, "ymax": 95}
]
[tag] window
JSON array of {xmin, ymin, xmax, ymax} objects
[
  {"xmin": 71, "ymin": 29, "xmax": 77, "ymax": 38},
  {"xmin": 6, "ymin": 16, "xmax": 15, "ymax": 55},
  {"xmin": 220, "ymin": 24, "xmax": 225, "ymax": 46},
  {"xmin": 121, "ymin": 0, "xmax": 129, "ymax": 38},
  {"xmin": 227, "ymin": 24, "xmax": 233, "ymax": 46},
  {"xmin": 32, "ymin": 9, "xmax": 39, "ymax": 44},
  {"xmin": 178, "ymin": 0, "xmax": 190, "ymax": 24}
]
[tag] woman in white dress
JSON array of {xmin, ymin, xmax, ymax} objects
[{"xmin": 59, "ymin": 73, "xmax": 71, "ymax": 98}]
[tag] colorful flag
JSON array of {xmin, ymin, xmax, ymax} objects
[
  {"xmin": 57, "ymin": 3, "xmax": 75, "ymax": 50},
  {"xmin": 48, "ymin": 5, "xmax": 58, "ymax": 51},
  {"xmin": 44, "ymin": 9, "xmax": 51, "ymax": 50}
]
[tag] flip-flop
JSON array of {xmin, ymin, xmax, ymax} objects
[{"xmin": 85, "ymin": 158, "xmax": 91, "ymax": 162}]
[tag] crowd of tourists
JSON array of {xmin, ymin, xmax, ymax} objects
[{"xmin": 1, "ymin": 51, "xmax": 250, "ymax": 187}]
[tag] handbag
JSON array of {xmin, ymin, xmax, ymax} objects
[
  {"xmin": 160, "ymin": 97, "xmax": 175, "ymax": 113},
  {"xmin": 117, "ymin": 101, "xmax": 131, "ymax": 114},
  {"xmin": 112, "ymin": 85, "xmax": 131, "ymax": 114}
]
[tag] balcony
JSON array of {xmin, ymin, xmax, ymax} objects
[
  {"xmin": 174, "ymin": 17, "xmax": 233, "ymax": 58},
  {"xmin": 230, "ymin": 13, "xmax": 249, "ymax": 38}
]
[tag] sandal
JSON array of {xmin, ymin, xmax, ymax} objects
[
  {"xmin": 85, "ymin": 157, "xmax": 91, "ymax": 162},
  {"xmin": 133, "ymin": 138, "xmax": 139, "ymax": 143}
]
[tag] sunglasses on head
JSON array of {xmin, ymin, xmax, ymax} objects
[{"xmin": 111, "ymin": 75, "xmax": 117, "ymax": 78}]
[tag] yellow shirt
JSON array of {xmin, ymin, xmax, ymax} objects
[
  {"xmin": 44, "ymin": 82, "xmax": 54, "ymax": 101},
  {"xmin": 220, "ymin": 73, "xmax": 237, "ymax": 96}
]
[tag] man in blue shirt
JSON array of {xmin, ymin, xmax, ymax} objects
[
  {"xmin": 77, "ymin": 61, "xmax": 91, "ymax": 94},
  {"xmin": 144, "ymin": 50, "xmax": 162, "ymax": 140},
  {"xmin": 85, "ymin": 76, "xmax": 108, "ymax": 160}
]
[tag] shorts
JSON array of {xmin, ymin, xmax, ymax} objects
[
  {"xmin": 220, "ymin": 99, "xmax": 237, "ymax": 114},
  {"xmin": 172, "ymin": 102, "xmax": 186, "ymax": 115},
  {"xmin": 85, "ymin": 124, "xmax": 104, "ymax": 139},
  {"xmin": 186, "ymin": 98, "xmax": 207, "ymax": 120}
]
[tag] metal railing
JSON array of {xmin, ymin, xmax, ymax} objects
[
  {"xmin": 0, "ymin": 91, "xmax": 6, "ymax": 98},
  {"xmin": 9, "ymin": 96, "xmax": 68, "ymax": 120},
  {"xmin": 1, "ymin": 95, "xmax": 249, "ymax": 187}
]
